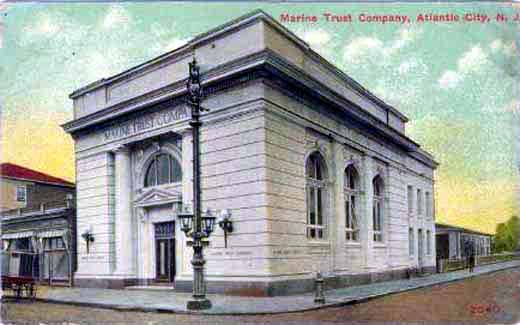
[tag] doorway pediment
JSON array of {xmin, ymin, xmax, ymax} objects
[{"xmin": 134, "ymin": 187, "xmax": 182, "ymax": 208}]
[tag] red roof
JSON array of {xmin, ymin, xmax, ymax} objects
[{"xmin": 0, "ymin": 163, "xmax": 74, "ymax": 187}]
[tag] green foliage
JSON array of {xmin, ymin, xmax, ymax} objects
[{"xmin": 494, "ymin": 216, "xmax": 520, "ymax": 253}]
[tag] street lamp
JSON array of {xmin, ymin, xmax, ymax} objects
[
  {"xmin": 181, "ymin": 56, "xmax": 214, "ymax": 310},
  {"xmin": 202, "ymin": 209, "xmax": 217, "ymax": 235},
  {"xmin": 218, "ymin": 209, "xmax": 233, "ymax": 248}
]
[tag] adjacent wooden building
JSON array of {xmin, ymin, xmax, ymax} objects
[{"xmin": 1, "ymin": 163, "xmax": 76, "ymax": 285}]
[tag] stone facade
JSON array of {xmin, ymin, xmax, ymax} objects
[{"xmin": 63, "ymin": 10, "xmax": 438, "ymax": 295}]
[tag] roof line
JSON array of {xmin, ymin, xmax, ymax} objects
[
  {"xmin": 2, "ymin": 175, "xmax": 75, "ymax": 188},
  {"xmin": 67, "ymin": 10, "xmax": 408, "ymax": 122},
  {"xmin": 436, "ymin": 222, "xmax": 494, "ymax": 236}
]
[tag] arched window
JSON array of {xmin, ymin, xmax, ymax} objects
[
  {"xmin": 306, "ymin": 152, "xmax": 327, "ymax": 240},
  {"xmin": 144, "ymin": 153, "xmax": 182, "ymax": 187},
  {"xmin": 372, "ymin": 175, "xmax": 384, "ymax": 242},
  {"xmin": 344, "ymin": 165, "xmax": 359, "ymax": 241}
]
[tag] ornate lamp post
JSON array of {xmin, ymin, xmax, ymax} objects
[{"xmin": 178, "ymin": 57, "xmax": 215, "ymax": 310}]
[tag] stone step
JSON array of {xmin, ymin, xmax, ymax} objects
[{"xmin": 125, "ymin": 285, "xmax": 175, "ymax": 291}]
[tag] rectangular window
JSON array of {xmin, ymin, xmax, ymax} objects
[
  {"xmin": 345, "ymin": 194, "xmax": 358, "ymax": 241},
  {"xmin": 425, "ymin": 191, "xmax": 431, "ymax": 219},
  {"xmin": 307, "ymin": 186, "xmax": 324, "ymax": 240},
  {"xmin": 409, "ymin": 227, "xmax": 414, "ymax": 256},
  {"xmin": 16, "ymin": 185, "xmax": 26, "ymax": 203},
  {"xmin": 373, "ymin": 200, "xmax": 383, "ymax": 242},
  {"xmin": 407, "ymin": 185, "xmax": 413, "ymax": 214},
  {"xmin": 44, "ymin": 237, "xmax": 64, "ymax": 250},
  {"xmin": 427, "ymin": 230, "xmax": 431, "ymax": 255},
  {"xmin": 417, "ymin": 189, "xmax": 422, "ymax": 216}
]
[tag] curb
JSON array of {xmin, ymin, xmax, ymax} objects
[{"xmin": 24, "ymin": 262, "xmax": 520, "ymax": 316}]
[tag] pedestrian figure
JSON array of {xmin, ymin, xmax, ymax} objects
[
  {"xmin": 464, "ymin": 240, "xmax": 476, "ymax": 273},
  {"xmin": 469, "ymin": 244, "xmax": 476, "ymax": 273},
  {"xmin": 464, "ymin": 239, "xmax": 473, "ymax": 272}
]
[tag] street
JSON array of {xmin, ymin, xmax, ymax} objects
[{"xmin": 2, "ymin": 267, "xmax": 520, "ymax": 324}]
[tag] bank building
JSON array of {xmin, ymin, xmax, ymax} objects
[{"xmin": 62, "ymin": 10, "xmax": 438, "ymax": 295}]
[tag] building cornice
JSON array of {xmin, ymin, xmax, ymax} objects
[
  {"xmin": 62, "ymin": 50, "xmax": 270, "ymax": 135},
  {"xmin": 62, "ymin": 49, "xmax": 438, "ymax": 168},
  {"xmin": 67, "ymin": 10, "xmax": 408, "ymax": 122}
]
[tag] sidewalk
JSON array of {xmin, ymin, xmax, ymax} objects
[{"xmin": 31, "ymin": 260, "xmax": 520, "ymax": 315}]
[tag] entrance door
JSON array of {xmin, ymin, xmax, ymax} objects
[
  {"xmin": 436, "ymin": 234, "xmax": 450, "ymax": 259},
  {"xmin": 418, "ymin": 229, "xmax": 424, "ymax": 268},
  {"xmin": 154, "ymin": 222, "xmax": 175, "ymax": 283}
]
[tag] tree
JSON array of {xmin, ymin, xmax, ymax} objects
[
  {"xmin": 505, "ymin": 216, "xmax": 520, "ymax": 250},
  {"xmin": 494, "ymin": 223, "xmax": 507, "ymax": 253},
  {"xmin": 494, "ymin": 216, "xmax": 520, "ymax": 253}
]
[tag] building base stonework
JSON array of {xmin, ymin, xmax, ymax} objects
[
  {"xmin": 74, "ymin": 267, "xmax": 437, "ymax": 295},
  {"xmin": 173, "ymin": 267, "xmax": 438, "ymax": 296},
  {"xmin": 73, "ymin": 278, "xmax": 140, "ymax": 289}
]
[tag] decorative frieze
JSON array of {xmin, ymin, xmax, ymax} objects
[{"xmin": 103, "ymin": 106, "xmax": 189, "ymax": 142}]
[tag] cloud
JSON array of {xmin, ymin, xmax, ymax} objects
[
  {"xmin": 147, "ymin": 22, "xmax": 189, "ymax": 55},
  {"xmin": 19, "ymin": 12, "xmax": 61, "ymax": 46},
  {"xmin": 490, "ymin": 39, "xmax": 503, "ymax": 53},
  {"xmin": 504, "ymin": 99, "xmax": 520, "ymax": 113},
  {"xmin": 372, "ymin": 57, "xmax": 429, "ymax": 108},
  {"xmin": 341, "ymin": 27, "xmax": 426, "ymax": 109},
  {"xmin": 502, "ymin": 41, "xmax": 517, "ymax": 57},
  {"xmin": 343, "ymin": 36, "xmax": 384, "ymax": 65},
  {"xmin": 0, "ymin": 3, "xmax": 7, "ymax": 48},
  {"xmin": 102, "ymin": 5, "xmax": 131, "ymax": 29},
  {"xmin": 386, "ymin": 26, "xmax": 423, "ymax": 55},
  {"xmin": 398, "ymin": 57, "xmax": 428, "ymax": 76},
  {"xmin": 291, "ymin": 27, "xmax": 333, "ymax": 59},
  {"xmin": 343, "ymin": 26, "xmax": 422, "ymax": 67},
  {"xmin": 438, "ymin": 45, "xmax": 491, "ymax": 90},
  {"xmin": 300, "ymin": 29, "xmax": 331, "ymax": 48},
  {"xmin": 490, "ymin": 39, "xmax": 517, "ymax": 59},
  {"xmin": 457, "ymin": 45, "xmax": 489, "ymax": 74},
  {"xmin": 438, "ymin": 70, "xmax": 462, "ymax": 89}
]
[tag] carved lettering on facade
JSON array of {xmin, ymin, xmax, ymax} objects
[{"xmin": 103, "ymin": 106, "xmax": 189, "ymax": 141}]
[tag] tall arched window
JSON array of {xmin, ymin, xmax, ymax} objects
[
  {"xmin": 344, "ymin": 165, "xmax": 359, "ymax": 241},
  {"xmin": 306, "ymin": 152, "xmax": 327, "ymax": 240},
  {"xmin": 372, "ymin": 175, "xmax": 384, "ymax": 242},
  {"xmin": 144, "ymin": 153, "xmax": 182, "ymax": 187}
]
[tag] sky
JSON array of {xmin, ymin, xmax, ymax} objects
[{"xmin": 0, "ymin": 2, "xmax": 518, "ymax": 234}]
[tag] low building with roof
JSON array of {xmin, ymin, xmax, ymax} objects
[
  {"xmin": 1, "ymin": 163, "xmax": 76, "ymax": 285},
  {"xmin": 435, "ymin": 222, "xmax": 492, "ymax": 261}
]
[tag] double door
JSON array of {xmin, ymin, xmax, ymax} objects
[{"xmin": 155, "ymin": 222, "xmax": 175, "ymax": 283}]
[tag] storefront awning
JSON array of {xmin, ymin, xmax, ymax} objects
[
  {"xmin": 2, "ymin": 231, "xmax": 35, "ymax": 239},
  {"xmin": 38, "ymin": 229, "xmax": 65, "ymax": 238}
]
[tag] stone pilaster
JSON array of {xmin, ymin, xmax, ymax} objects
[
  {"xmin": 113, "ymin": 145, "xmax": 135, "ymax": 277},
  {"xmin": 361, "ymin": 155, "xmax": 374, "ymax": 269},
  {"xmin": 329, "ymin": 142, "xmax": 342, "ymax": 272}
]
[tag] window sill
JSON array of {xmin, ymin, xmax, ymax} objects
[
  {"xmin": 307, "ymin": 241, "xmax": 330, "ymax": 246},
  {"xmin": 345, "ymin": 242, "xmax": 361, "ymax": 248},
  {"xmin": 373, "ymin": 243, "xmax": 387, "ymax": 248}
]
